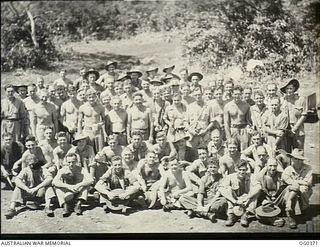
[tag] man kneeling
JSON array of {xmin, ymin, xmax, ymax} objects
[
  {"xmin": 52, "ymin": 153, "xmax": 94, "ymax": 217},
  {"xmin": 95, "ymin": 156, "xmax": 140, "ymax": 215}
]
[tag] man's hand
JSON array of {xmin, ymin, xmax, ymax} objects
[
  {"xmin": 118, "ymin": 193, "xmax": 130, "ymax": 200},
  {"xmin": 172, "ymin": 191, "xmax": 180, "ymax": 199},
  {"xmin": 160, "ymin": 197, "xmax": 166, "ymax": 205},
  {"xmin": 28, "ymin": 187, "xmax": 38, "ymax": 195},
  {"xmin": 67, "ymin": 185, "xmax": 78, "ymax": 193},
  {"xmin": 2, "ymin": 168, "xmax": 10, "ymax": 178},
  {"xmin": 108, "ymin": 192, "xmax": 116, "ymax": 200}
]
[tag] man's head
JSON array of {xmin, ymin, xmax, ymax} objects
[
  {"xmin": 146, "ymin": 151, "xmax": 158, "ymax": 166},
  {"xmin": 254, "ymin": 90, "xmax": 265, "ymax": 105},
  {"xmin": 267, "ymin": 83, "xmax": 277, "ymax": 98},
  {"xmin": 112, "ymin": 97, "xmax": 122, "ymax": 110},
  {"xmin": 111, "ymin": 156, "xmax": 123, "ymax": 174},
  {"xmin": 232, "ymin": 85, "xmax": 243, "ymax": 102},
  {"xmin": 86, "ymin": 89, "xmax": 97, "ymax": 105},
  {"xmin": 206, "ymin": 157, "xmax": 220, "ymax": 175},
  {"xmin": 131, "ymin": 131, "xmax": 142, "ymax": 147},
  {"xmin": 129, "ymin": 72, "xmax": 140, "ymax": 80},
  {"xmin": 203, "ymin": 87, "xmax": 213, "ymax": 101},
  {"xmin": 198, "ymin": 147, "xmax": 208, "ymax": 162},
  {"xmin": 107, "ymin": 135, "xmax": 117, "ymax": 150},
  {"xmin": 37, "ymin": 77, "xmax": 45, "ymax": 89},
  {"xmin": 44, "ymin": 126, "xmax": 54, "ymax": 141},
  {"xmin": 266, "ymin": 158, "xmax": 278, "ymax": 176},
  {"xmin": 101, "ymin": 93, "xmax": 111, "ymax": 106},
  {"xmin": 27, "ymin": 84, "xmax": 37, "ymax": 97},
  {"xmin": 168, "ymin": 159, "xmax": 179, "ymax": 172},
  {"xmin": 289, "ymin": 149, "xmax": 305, "ymax": 170},
  {"xmin": 191, "ymin": 75, "xmax": 201, "ymax": 84},
  {"xmin": 141, "ymin": 80, "xmax": 150, "ymax": 91},
  {"xmin": 59, "ymin": 69, "xmax": 67, "ymax": 79},
  {"xmin": 57, "ymin": 132, "xmax": 68, "ymax": 147},
  {"xmin": 77, "ymin": 88, "xmax": 86, "ymax": 102},
  {"xmin": 133, "ymin": 92, "xmax": 143, "ymax": 106},
  {"xmin": 224, "ymin": 79, "xmax": 234, "ymax": 93},
  {"xmin": 39, "ymin": 89, "xmax": 49, "ymax": 103},
  {"xmin": 270, "ymin": 97, "xmax": 281, "ymax": 113},
  {"xmin": 256, "ymin": 145, "xmax": 268, "ymax": 163},
  {"xmin": 25, "ymin": 135, "xmax": 37, "ymax": 152},
  {"xmin": 180, "ymin": 83, "xmax": 190, "ymax": 96},
  {"xmin": 243, "ymin": 87, "xmax": 252, "ymax": 101},
  {"xmin": 2, "ymin": 132, "xmax": 13, "ymax": 147},
  {"xmin": 122, "ymin": 147, "xmax": 133, "ymax": 162},
  {"xmin": 87, "ymin": 73, "xmax": 97, "ymax": 83},
  {"xmin": 17, "ymin": 86, "xmax": 27, "ymax": 98},
  {"xmin": 4, "ymin": 85, "xmax": 15, "ymax": 100},
  {"xmin": 211, "ymin": 129, "xmax": 222, "ymax": 145},
  {"xmin": 172, "ymin": 93, "xmax": 182, "ymax": 105},
  {"xmin": 155, "ymin": 131, "xmax": 166, "ymax": 147},
  {"xmin": 214, "ymin": 86, "xmax": 224, "ymax": 100},
  {"xmin": 235, "ymin": 160, "xmax": 248, "ymax": 179},
  {"xmin": 67, "ymin": 85, "xmax": 77, "ymax": 99},
  {"xmin": 65, "ymin": 153, "xmax": 78, "ymax": 169},
  {"xmin": 79, "ymin": 67, "xmax": 87, "ymax": 77},
  {"xmin": 114, "ymin": 82, "xmax": 123, "ymax": 96},
  {"xmin": 216, "ymin": 76, "xmax": 224, "ymax": 87},
  {"xmin": 251, "ymin": 131, "xmax": 263, "ymax": 147},
  {"xmin": 227, "ymin": 138, "xmax": 238, "ymax": 155},
  {"xmin": 193, "ymin": 88, "xmax": 203, "ymax": 102}
]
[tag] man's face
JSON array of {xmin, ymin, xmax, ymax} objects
[
  {"xmin": 243, "ymin": 89, "xmax": 252, "ymax": 101},
  {"xmin": 80, "ymin": 69, "xmax": 86, "ymax": 77},
  {"xmin": 214, "ymin": 89, "xmax": 223, "ymax": 100},
  {"xmin": 225, "ymin": 83, "xmax": 233, "ymax": 93},
  {"xmin": 113, "ymin": 99, "xmax": 121, "ymax": 110},
  {"xmin": 255, "ymin": 94, "xmax": 264, "ymax": 105},
  {"xmin": 132, "ymin": 135, "xmax": 142, "ymax": 147},
  {"xmin": 66, "ymin": 156, "xmax": 77, "ymax": 169},
  {"xmin": 37, "ymin": 79, "xmax": 44, "ymax": 88},
  {"xmin": 156, "ymin": 136, "xmax": 166, "ymax": 147},
  {"xmin": 198, "ymin": 149, "xmax": 208, "ymax": 162},
  {"xmin": 3, "ymin": 136, "xmax": 13, "ymax": 147},
  {"xmin": 181, "ymin": 86, "xmax": 190, "ymax": 96},
  {"xmin": 162, "ymin": 90, "xmax": 171, "ymax": 100},
  {"xmin": 228, "ymin": 144, "xmax": 238, "ymax": 155},
  {"xmin": 44, "ymin": 129, "xmax": 53, "ymax": 140},
  {"xmin": 56, "ymin": 87, "xmax": 65, "ymax": 97},
  {"xmin": 233, "ymin": 89, "xmax": 242, "ymax": 102},
  {"xmin": 77, "ymin": 139, "xmax": 87, "ymax": 149},
  {"xmin": 191, "ymin": 76, "xmax": 200, "ymax": 84},
  {"xmin": 40, "ymin": 92, "xmax": 48, "ymax": 102},
  {"xmin": 285, "ymin": 84, "xmax": 295, "ymax": 96},
  {"xmin": 123, "ymin": 85, "xmax": 131, "ymax": 93},
  {"xmin": 60, "ymin": 70, "xmax": 66, "ymax": 78},
  {"xmin": 78, "ymin": 91, "xmax": 85, "ymax": 102},
  {"xmin": 169, "ymin": 160, "xmax": 178, "ymax": 172},
  {"xmin": 18, "ymin": 87, "xmax": 27, "ymax": 98},
  {"xmin": 142, "ymin": 81, "xmax": 150, "ymax": 91},
  {"xmin": 102, "ymin": 96, "xmax": 111, "ymax": 106},
  {"xmin": 57, "ymin": 136, "xmax": 67, "ymax": 147},
  {"xmin": 87, "ymin": 94, "xmax": 96, "ymax": 105},
  {"xmin": 176, "ymin": 139, "xmax": 186, "ymax": 149},
  {"xmin": 211, "ymin": 131, "xmax": 221, "ymax": 145},
  {"xmin": 107, "ymin": 65, "xmax": 115, "ymax": 72},
  {"xmin": 115, "ymin": 86, "xmax": 123, "ymax": 96},
  {"xmin": 153, "ymin": 90, "xmax": 160, "ymax": 100},
  {"xmin": 292, "ymin": 157, "xmax": 303, "ymax": 170},
  {"xmin": 68, "ymin": 90, "xmax": 77, "ymax": 99},
  {"xmin": 267, "ymin": 161, "xmax": 277, "ymax": 175},
  {"xmin": 267, "ymin": 85, "xmax": 277, "ymax": 97},
  {"xmin": 216, "ymin": 78, "xmax": 224, "ymax": 87},
  {"xmin": 28, "ymin": 86, "xmax": 36, "ymax": 97},
  {"xmin": 112, "ymin": 160, "xmax": 123, "ymax": 174},
  {"xmin": 123, "ymin": 151, "xmax": 133, "ymax": 162},
  {"xmin": 207, "ymin": 164, "xmax": 219, "ymax": 175},
  {"xmin": 203, "ymin": 90, "xmax": 212, "ymax": 101},
  {"xmin": 130, "ymin": 73, "xmax": 139, "ymax": 80},
  {"xmin": 49, "ymin": 88, "xmax": 56, "ymax": 97},
  {"xmin": 236, "ymin": 166, "xmax": 248, "ymax": 179},
  {"xmin": 134, "ymin": 95, "xmax": 143, "ymax": 106},
  {"xmin": 109, "ymin": 139, "xmax": 116, "ymax": 150},
  {"xmin": 251, "ymin": 135, "xmax": 261, "ymax": 147},
  {"xmin": 172, "ymin": 96, "xmax": 181, "ymax": 105},
  {"xmin": 88, "ymin": 74, "xmax": 96, "ymax": 83},
  {"xmin": 6, "ymin": 88, "xmax": 15, "ymax": 99},
  {"xmin": 194, "ymin": 90, "xmax": 202, "ymax": 102},
  {"xmin": 25, "ymin": 140, "xmax": 36, "ymax": 152},
  {"xmin": 180, "ymin": 70, "xmax": 188, "ymax": 79},
  {"xmin": 257, "ymin": 148, "xmax": 268, "ymax": 162},
  {"xmin": 271, "ymin": 99, "xmax": 280, "ymax": 113},
  {"xmin": 147, "ymin": 152, "xmax": 157, "ymax": 166}
]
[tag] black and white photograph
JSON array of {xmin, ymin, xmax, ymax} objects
[{"xmin": 1, "ymin": 0, "xmax": 319, "ymax": 239}]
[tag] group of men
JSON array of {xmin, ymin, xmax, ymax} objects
[{"xmin": 1, "ymin": 63, "xmax": 314, "ymax": 230}]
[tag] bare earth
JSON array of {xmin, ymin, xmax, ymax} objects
[{"xmin": 1, "ymin": 33, "xmax": 319, "ymax": 235}]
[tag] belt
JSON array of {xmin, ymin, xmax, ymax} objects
[
  {"xmin": 231, "ymin": 123, "xmax": 248, "ymax": 128},
  {"xmin": 2, "ymin": 118, "xmax": 22, "ymax": 122},
  {"xmin": 112, "ymin": 131, "xmax": 126, "ymax": 135}
]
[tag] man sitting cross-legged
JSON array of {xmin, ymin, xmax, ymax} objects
[
  {"xmin": 94, "ymin": 156, "xmax": 140, "ymax": 215},
  {"xmin": 180, "ymin": 157, "xmax": 228, "ymax": 222},
  {"xmin": 52, "ymin": 153, "xmax": 94, "ymax": 217}
]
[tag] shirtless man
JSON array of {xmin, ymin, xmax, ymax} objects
[
  {"xmin": 121, "ymin": 147, "xmax": 138, "ymax": 172},
  {"xmin": 36, "ymin": 77, "xmax": 46, "ymax": 92},
  {"xmin": 180, "ymin": 83, "xmax": 195, "ymax": 106},
  {"xmin": 105, "ymin": 97, "xmax": 128, "ymax": 146},
  {"xmin": 140, "ymin": 80, "xmax": 153, "ymax": 108},
  {"xmin": 38, "ymin": 126, "xmax": 58, "ymax": 164},
  {"xmin": 207, "ymin": 128, "xmax": 226, "ymax": 159},
  {"xmin": 73, "ymin": 67, "xmax": 87, "ymax": 90},
  {"xmin": 1, "ymin": 84, "xmax": 28, "ymax": 142},
  {"xmin": 186, "ymin": 88, "xmax": 214, "ymax": 148},
  {"xmin": 159, "ymin": 159, "xmax": 193, "ymax": 211},
  {"xmin": 265, "ymin": 83, "xmax": 279, "ymax": 110},
  {"xmin": 219, "ymin": 138, "xmax": 241, "ymax": 176},
  {"xmin": 126, "ymin": 131, "xmax": 150, "ymax": 162},
  {"xmin": 151, "ymin": 131, "xmax": 177, "ymax": 161},
  {"xmin": 31, "ymin": 89, "xmax": 59, "ymax": 142},
  {"xmin": 78, "ymin": 89, "xmax": 105, "ymax": 152},
  {"xmin": 250, "ymin": 90, "xmax": 267, "ymax": 134},
  {"xmin": 222, "ymin": 79, "xmax": 234, "ymax": 102},
  {"xmin": 224, "ymin": 85, "xmax": 252, "ymax": 151},
  {"xmin": 60, "ymin": 86, "xmax": 81, "ymax": 139},
  {"xmin": 24, "ymin": 84, "xmax": 40, "ymax": 132},
  {"xmin": 243, "ymin": 86, "xmax": 255, "ymax": 106},
  {"xmin": 127, "ymin": 92, "xmax": 153, "ymax": 143},
  {"xmin": 120, "ymin": 80, "xmax": 136, "ymax": 110},
  {"xmin": 53, "ymin": 132, "xmax": 72, "ymax": 169},
  {"xmin": 53, "ymin": 69, "xmax": 73, "ymax": 89}
]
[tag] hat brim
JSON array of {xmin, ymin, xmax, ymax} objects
[
  {"xmin": 72, "ymin": 135, "xmax": 89, "ymax": 145},
  {"xmin": 127, "ymin": 71, "xmax": 143, "ymax": 78},
  {"xmin": 147, "ymin": 68, "xmax": 159, "ymax": 74},
  {"xmin": 150, "ymin": 80, "xmax": 164, "ymax": 86},
  {"xmin": 116, "ymin": 75, "xmax": 130, "ymax": 81},
  {"xmin": 13, "ymin": 85, "xmax": 28, "ymax": 92},
  {"xmin": 84, "ymin": 71, "xmax": 100, "ymax": 80},
  {"xmin": 256, "ymin": 205, "xmax": 281, "ymax": 218},
  {"xmin": 287, "ymin": 153, "xmax": 306, "ymax": 160},
  {"xmin": 233, "ymin": 205, "xmax": 245, "ymax": 217},
  {"xmin": 280, "ymin": 79, "xmax": 300, "ymax": 94},
  {"xmin": 105, "ymin": 62, "xmax": 118, "ymax": 69},
  {"xmin": 187, "ymin": 72, "xmax": 204, "ymax": 82},
  {"xmin": 163, "ymin": 65, "xmax": 175, "ymax": 73}
]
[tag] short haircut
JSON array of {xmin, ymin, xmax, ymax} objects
[
  {"xmin": 243, "ymin": 86, "xmax": 252, "ymax": 92},
  {"xmin": 254, "ymin": 90, "xmax": 265, "ymax": 98},
  {"xmin": 66, "ymin": 153, "xmax": 78, "ymax": 160},
  {"xmin": 2, "ymin": 132, "xmax": 13, "ymax": 138},
  {"xmin": 203, "ymin": 86, "xmax": 213, "ymax": 93},
  {"xmin": 111, "ymin": 155, "xmax": 122, "ymax": 163},
  {"xmin": 85, "ymin": 88, "xmax": 97, "ymax": 97},
  {"xmin": 131, "ymin": 131, "xmax": 142, "ymax": 138},
  {"xmin": 226, "ymin": 138, "xmax": 238, "ymax": 147},
  {"xmin": 172, "ymin": 92, "xmax": 182, "ymax": 99},
  {"xmin": 197, "ymin": 146, "xmax": 208, "ymax": 152},
  {"xmin": 121, "ymin": 147, "xmax": 133, "ymax": 156},
  {"xmin": 133, "ymin": 92, "xmax": 143, "ymax": 98},
  {"xmin": 4, "ymin": 84, "xmax": 14, "ymax": 91},
  {"xmin": 207, "ymin": 157, "xmax": 219, "ymax": 167},
  {"xmin": 236, "ymin": 159, "xmax": 248, "ymax": 170},
  {"xmin": 44, "ymin": 126, "xmax": 53, "ymax": 131},
  {"xmin": 56, "ymin": 131, "xmax": 67, "ymax": 138},
  {"xmin": 251, "ymin": 130, "xmax": 263, "ymax": 138},
  {"xmin": 214, "ymin": 85, "xmax": 224, "ymax": 92},
  {"xmin": 25, "ymin": 135, "xmax": 36, "ymax": 142},
  {"xmin": 267, "ymin": 83, "xmax": 277, "ymax": 89},
  {"xmin": 180, "ymin": 83, "xmax": 190, "ymax": 89},
  {"xmin": 233, "ymin": 85, "xmax": 243, "ymax": 92}
]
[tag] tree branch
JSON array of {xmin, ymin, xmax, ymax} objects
[
  {"xmin": 8, "ymin": 2, "xmax": 20, "ymax": 18},
  {"xmin": 26, "ymin": 8, "xmax": 39, "ymax": 48}
]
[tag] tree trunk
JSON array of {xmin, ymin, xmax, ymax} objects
[{"xmin": 26, "ymin": 9, "xmax": 39, "ymax": 48}]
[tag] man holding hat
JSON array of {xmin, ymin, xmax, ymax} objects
[
  {"xmin": 281, "ymin": 148, "xmax": 313, "ymax": 229},
  {"xmin": 5, "ymin": 157, "xmax": 56, "ymax": 219}
]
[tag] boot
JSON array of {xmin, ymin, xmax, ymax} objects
[
  {"xmin": 286, "ymin": 210, "xmax": 297, "ymax": 229},
  {"xmin": 62, "ymin": 202, "xmax": 72, "ymax": 217},
  {"xmin": 5, "ymin": 209, "xmax": 16, "ymax": 219},
  {"xmin": 226, "ymin": 213, "xmax": 237, "ymax": 226},
  {"xmin": 44, "ymin": 206, "xmax": 54, "ymax": 217},
  {"xmin": 240, "ymin": 212, "xmax": 249, "ymax": 227},
  {"xmin": 206, "ymin": 212, "xmax": 217, "ymax": 223}
]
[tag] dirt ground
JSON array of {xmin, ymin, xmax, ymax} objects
[{"xmin": 1, "ymin": 33, "xmax": 319, "ymax": 235}]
